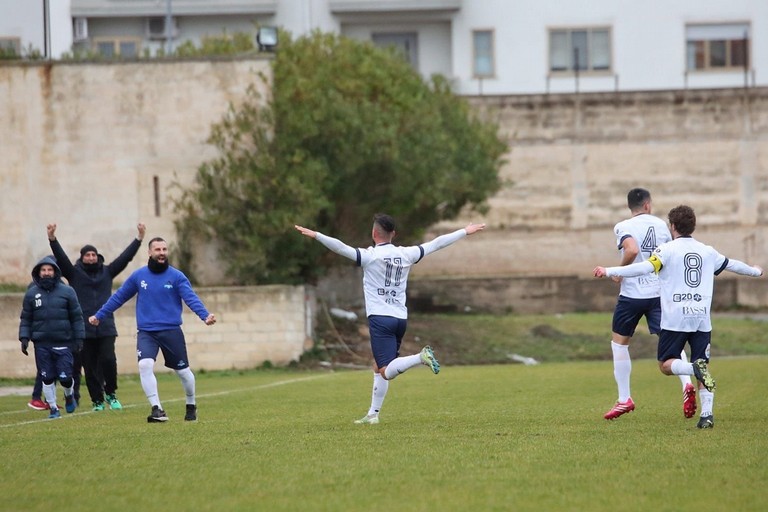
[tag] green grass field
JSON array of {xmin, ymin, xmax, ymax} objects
[{"xmin": 1, "ymin": 358, "xmax": 766, "ymax": 511}]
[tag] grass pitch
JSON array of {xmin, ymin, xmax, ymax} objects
[{"xmin": 1, "ymin": 358, "xmax": 766, "ymax": 512}]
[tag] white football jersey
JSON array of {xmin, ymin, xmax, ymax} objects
[
  {"xmin": 652, "ymin": 236, "xmax": 726, "ymax": 332},
  {"xmin": 315, "ymin": 229, "xmax": 467, "ymax": 319},
  {"xmin": 613, "ymin": 214, "xmax": 671, "ymax": 299}
]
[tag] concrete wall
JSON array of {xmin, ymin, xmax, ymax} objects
[
  {"xmin": 416, "ymin": 88, "xmax": 768, "ymax": 277},
  {"xmin": 0, "ymin": 57, "xmax": 272, "ymax": 286},
  {"xmin": 0, "ymin": 285, "xmax": 313, "ymax": 378}
]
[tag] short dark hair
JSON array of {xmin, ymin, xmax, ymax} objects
[
  {"xmin": 668, "ymin": 205, "xmax": 696, "ymax": 236},
  {"xmin": 148, "ymin": 236, "xmax": 166, "ymax": 248},
  {"xmin": 627, "ymin": 188, "xmax": 651, "ymax": 211},
  {"xmin": 373, "ymin": 213, "xmax": 396, "ymax": 234}
]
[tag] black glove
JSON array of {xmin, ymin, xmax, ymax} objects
[
  {"xmin": 20, "ymin": 339, "xmax": 29, "ymax": 356},
  {"xmin": 75, "ymin": 340, "xmax": 84, "ymax": 353}
]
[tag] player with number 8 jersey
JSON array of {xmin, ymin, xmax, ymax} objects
[{"xmin": 594, "ymin": 204, "xmax": 763, "ymax": 429}]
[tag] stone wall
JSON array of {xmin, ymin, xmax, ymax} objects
[
  {"xmin": 0, "ymin": 58, "xmax": 272, "ymax": 286},
  {"xmin": 411, "ymin": 88, "xmax": 768, "ymax": 282},
  {"xmin": 0, "ymin": 285, "xmax": 313, "ymax": 378}
]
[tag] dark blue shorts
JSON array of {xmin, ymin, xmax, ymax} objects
[
  {"xmin": 34, "ymin": 345, "xmax": 74, "ymax": 383},
  {"xmin": 137, "ymin": 328, "xmax": 190, "ymax": 370},
  {"xmin": 612, "ymin": 296, "xmax": 662, "ymax": 336},
  {"xmin": 657, "ymin": 330, "xmax": 711, "ymax": 362},
  {"xmin": 368, "ymin": 315, "xmax": 407, "ymax": 369}
]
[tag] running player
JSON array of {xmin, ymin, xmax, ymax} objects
[
  {"xmin": 602, "ymin": 188, "xmax": 695, "ymax": 421},
  {"xmin": 594, "ymin": 204, "xmax": 763, "ymax": 428},
  {"xmin": 296, "ymin": 214, "xmax": 485, "ymax": 424}
]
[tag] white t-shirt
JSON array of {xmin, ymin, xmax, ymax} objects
[
  {"xmin": 606, "ymin": 236, "xmax": 761, "ymax": 332},
  {"xmin": 612, "ymin": 214, "xmax": 671, "ymax": 299},
  {"xmin": 316, "ymin": 229, "xmax": 467, "ymax": 319},
  {"xmin": 651, "ymin": 237, "xmax": 724, "ymax": 332}
]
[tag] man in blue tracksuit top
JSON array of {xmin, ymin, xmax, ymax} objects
[{"xmin": 90, "ymin": 237, "xmax": 216, "ymax": 423}]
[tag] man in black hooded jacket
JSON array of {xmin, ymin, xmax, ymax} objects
[
  {"xmin": 19, "ymin": 256, "xmax": 85, "ymax": 419},
  {"xmin": 47, "ymin": 222, "xmax": 145, "ymax": 411}
]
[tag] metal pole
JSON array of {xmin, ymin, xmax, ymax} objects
[
  {"xmin": 573, "ymin": 47, "xmax": 580, "ymax": 93},
  {"xmin": 743, "ymin": 31, "xmax": 749, "ymax": 88},
  {"xmin": 165, "ymin": 0, "xmax": 173, "ymax": 55},
  {"xmin": 42, "ymin": 0, "xmax": 50, "ymax": 59}
]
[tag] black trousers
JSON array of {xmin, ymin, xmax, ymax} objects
[{"xmin": 81, "ymin": 336, "xmax": 119, "ymax": 404}]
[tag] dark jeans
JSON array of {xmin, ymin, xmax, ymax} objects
[{"xmin": 82, "ymin": 336, "xmax": 119, "ymax": 404}]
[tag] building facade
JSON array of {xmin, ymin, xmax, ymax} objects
[{"xmin": 1, "ymin": 1, "xmax": 765, "ymax": 94}]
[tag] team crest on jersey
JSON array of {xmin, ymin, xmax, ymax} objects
[{"xmin": 164, "ymin": 282, "xmax": 174, "ymax": 289}]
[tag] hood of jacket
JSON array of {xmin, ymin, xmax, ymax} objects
[{"xmin": 31, "ymin": 255, "xmax": 63, "ymax": 286}]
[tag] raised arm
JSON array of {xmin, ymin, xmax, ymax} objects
[
  {"xmin": 47, "ymin": 223, "xmax": 75, "ymax": 279},
  {"xmin": 107, "ymin": 223, "xmax": 146, "ymax": 277}
]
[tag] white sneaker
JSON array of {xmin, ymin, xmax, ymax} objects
[{"xmin": 354, "ymin": 413, "xmax": 379, "ymax": 425}]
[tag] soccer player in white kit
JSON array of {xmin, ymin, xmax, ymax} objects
[
  {"xmin": 594, "ymin": 205, "xmax": 763, "ymax": 429},
  {"xmin": 296, "ymin": 214, "xmax": 485, "ymax": 424},
  {"xmin": 603, "ymin": 188, "xmax": 695, "ymax": 421}
]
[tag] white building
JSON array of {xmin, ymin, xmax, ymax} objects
[
  {"xmin": 1, "ymin": 0, "xmax": 766, "ymax": 94},
  {"xmin": 0, "ymin": 0, "xmax": 72, "ymax": 59}
]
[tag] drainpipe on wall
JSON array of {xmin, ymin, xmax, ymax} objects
[{"xmin": 165, "ymin": 0, "xmax": 173, "ymax": 55}]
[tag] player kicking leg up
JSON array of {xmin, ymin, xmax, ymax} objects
[{"xmin": 354, "ymin": 316, "xmax": 440, "ymax": 425}]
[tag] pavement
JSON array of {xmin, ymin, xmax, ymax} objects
[{"xmin": 0, "ymin": 387, "xmax": 30, "ymax": 397}]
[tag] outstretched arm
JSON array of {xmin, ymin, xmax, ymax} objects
[
  {"xmin": 722, "ymin": 258, "xmax": 763, "ymax": 277},
  {"xmin": 295, "ymin": 225, "xmax": 357, "ymax": 261},
  {"xmin": 594, "ymin": 260, "xmax": 655, "ymax": 279},
  {"xmin": 420, "ymin": 222, "xmax": 486, "ymax": 257}
]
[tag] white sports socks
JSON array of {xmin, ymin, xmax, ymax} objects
[
  {"xmin": 670, "ymin": 359, "xmax": 694, "ymax": 376},
  {"xmin": 138, "ymin": 358, "xmax": 161, "ymax": 408},
  {"xmin": 176, "ymin": 367, "xmax": 196, "ymax": 405},
  {"xmin": 42, "ymin": 382, "xmax": 57, "ymax": 409},
  {"xmin": 383, "ymin": 354, "xmax": 422, "ymax": 380},
  {"xmin": 678, "ymin": 350, "xmax": 692, "ymax": 388},
  {"xmin": 699, "ymin": 389, "xmax": 714, "ymax": 417},
  {"xmin": 611, "ymin": 341, "xmax": 632, "ymax": 401},
  {"xmin": 367, "ymin": 372, "xmax": 389, "ymax": 416}
]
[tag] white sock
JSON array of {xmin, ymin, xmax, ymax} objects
[
  {"xmin": 384, "ymin": 354, "xmax": 422, "ymax": 380},
  {"xmin": 138, "ymin": 358, "xmax": 162, "ymax": 408},
  {"xmin": 670, "ymin": 359, "xmax": 694, "ymax": 376},
  {"xmin": 367, "ymin": 373, "xmax": 389, "ymax": 416},
  {"xmin": 176, "ymin": 367, "xmax": 196, "ymax": 405},
  {"xmin": 699, "ymin": 389, "xmax": 714, "ymax": 417},
  {"xmin": 611, "ymin": 341, "xmax": 632, "ymax": 401},
  {"xmin": 43, "ymin": 383, "xmax": 57, "ymax": 408},
  {"xmin": 63, "ymin": 379, "xmax": 74, "ymax": 398},
  {"xmin": 678, "ymin": 349, "xmax": 692, "ymax": 388}
]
